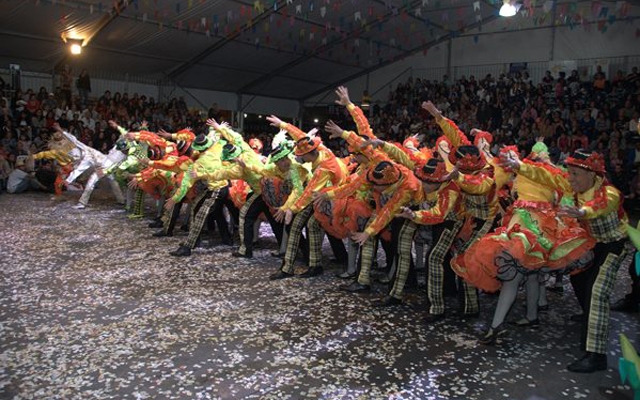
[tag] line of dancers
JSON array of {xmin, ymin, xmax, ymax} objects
[{"xmin": 33, "ymin": 86, "xmax": 639, "ymax": 374}]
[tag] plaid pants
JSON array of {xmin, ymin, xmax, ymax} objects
[
  {"xmin": 389, "ymin": 219, "xmax": 418, "ymax": 300},
  {"xmin": 162, "ymin": 199, "xmax": 184, "ymax": 234},
  {"xmin": 427, "ymin": 220, "xmax": 470, "ymax": 314},
  {"xmin": 184, "ymin": 189, "xmax": 220, "ymax": 249},
  {"xmin": 356, "ymin": 235, "xmax": 377, "ymax": 286},
  {"xmin": 571, "ymin": 239, "xmax": 631, "ymax": 354},
  {"xmin": 281, "ymin": 206, "xmax": 324, "ymax": 273},
  {"xmin": 132, "ymin": 189, "xmax": 145, "ymax": 216}
]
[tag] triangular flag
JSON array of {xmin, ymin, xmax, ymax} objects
[
  {"xmin": 543, "ymin": 0, "xmax": 554, "ymax": 13},
  {"xmin": 320, "ymin": 6, "xmax": 326, "ymax": 17},
  {"xmin": 473, "ymin": 1, "xmax": 480, "ymax": 12},
  {"xmin": 599, "ymin": 6, "xmax": 608, "ymax": 18}
]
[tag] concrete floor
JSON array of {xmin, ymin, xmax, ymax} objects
[{"xmin": 0, "ymin": 189, "xmax": 638, "ymax": 400}]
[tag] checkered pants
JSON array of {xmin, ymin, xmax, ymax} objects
[
  {"xmin": 356, "ymin": 235, "xmax": 377, "ymax": 286},
  {"xmin": 389, "ymin": 219, "xmax": 418, "ymax": 300},
  {"xmin": 571, "ymin": 239, "xmax": 632, "ymax": 354},
  {"xmin": 184, "ymin": 189, "xmax": 220, "ymax": 249},
  {"xmin": 426, "ymin": 220, "xmax": 478, "ymax": 315},
  {"xmin": 162, "ymin": 199, "xmax": 184, "ymax": 235},
  {"xmin": 132, "ymin": 189, "xmax": 145, "ymax": 216},
  {"xmin": 281, "ymin": 206, "xmax": 324, "ymax": 273}
]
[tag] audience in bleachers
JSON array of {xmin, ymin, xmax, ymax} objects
[{"xmin": 0, "ymin": 65, "xmax": 638, "ymax": 200}]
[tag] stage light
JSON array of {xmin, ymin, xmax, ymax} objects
[
  {"xmin": 313, "ymin": 118, "xmax": 319, "ymax": 123},
  {"xmin": 499, "ymin": 0, "xmax": 520, "ymax": 17},
  {"xmin": 68, "ymin": 38, "xmax": 83, "ymax": 55}
]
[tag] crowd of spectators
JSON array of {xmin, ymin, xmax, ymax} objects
[
  {"xmin": 0, "ymin": 72, "xmax": 214, "ymax": 192},
  {"xmin": 1, "ymin": 64, "xmax": 639, "ymax": 209},
  {"xmin": 364, "ymin": 67, "xmax": 639, "ymax": 205}
]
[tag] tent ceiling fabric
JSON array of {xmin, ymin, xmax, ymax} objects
[{"xmin": 0, "ymin": 0, "xmax": 613, "ymax": 100}]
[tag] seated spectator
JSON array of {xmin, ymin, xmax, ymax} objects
[{"xmin": 6, "ymin": 157, "xmax": 46, "ymax": 194}]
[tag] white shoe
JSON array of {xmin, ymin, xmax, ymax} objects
[{"xmin": 73, "ymin": 203, "xmax": 86, "ymax": 209}]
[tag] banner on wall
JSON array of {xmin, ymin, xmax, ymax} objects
[
  {"xmin": 509, "ymin": 62, "xmax": 528, "ymax": 74},
  {"xmin": 548, "ymin": 60, "xmax": 577, "ymax": 76}
]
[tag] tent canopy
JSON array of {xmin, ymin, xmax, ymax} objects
[{"xmin": 0, "ymin": 0, "xmax": 632, "ymax": 101}]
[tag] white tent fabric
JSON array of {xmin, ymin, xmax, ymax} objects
[{"xmin": 0, "ymin": 0, "xmax": 638, "ymax": 104}]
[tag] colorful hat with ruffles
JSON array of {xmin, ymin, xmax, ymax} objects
[
  {"xmin": 473, "ymin": 130, "xmax": 493, "ymax": 147},
  {"xmin": 367, "ymin": 161, "xmax": 401, "ymax": 186},
  {"xmin": 221, "ymin": 143, "xmax": 242, "ymax": 161},
  {"xmin": 192, "ymin": 133, "xmax": 213, "ymax": 152},
  {"xmin": 148, "ymin": 146, "xmax": 164, "ymax": 160},
  {"xmin": 529, "ymin": 141, "xmax": 549, "ymax": 160},
  {"xmin": 436, "ymin": 135, "xmax": 452, "ymax": 150},
  {"xmin": 294, "ymin": 136, "xmax": 321, "ymax": 156},
  {"xmin": 176, "ymin": 140, "xmax": 192, "ymax": 155},
  {"xmin": 565, "ymin": 149, "xmax": 605, "ymax": 175},
  {"xmin": 403, "ymin": 136, "xmax": 420, "ymax": 150},
  {"xmin": 270, "ymin": 141, "xmax": 295, "ymax": 162},
  {"xmin": 448, "ymin": 145, "xmax": 486, "ymax": 173},
  {"xmin": 414, "ymin": 158, "xmax": 449, "ymax": 183},
  {"xmin": 249, "ymin": 138, "xmax": 264, "ymax": 153}
]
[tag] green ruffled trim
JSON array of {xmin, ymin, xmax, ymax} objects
[
  {"xmin": 510, "ymin": 231, "xmax": 546, "ymax": 261},
  {"xmin": 548, "ymin": 238, "xmax": 588, "ymax": 261},
  {"xmin": 513, "ymin": 209, "xmax": 553, "ymax": 250},
  {"xmin": 287, "ymin": 156, "xmax": 304, "ymax": 194}
]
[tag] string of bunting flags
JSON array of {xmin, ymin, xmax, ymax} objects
[{"xmin": 35, "ymin": 0, "xmax": 640, "ymax": 61}]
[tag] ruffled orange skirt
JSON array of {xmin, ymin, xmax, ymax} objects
[
  {"xmin": 314, "ymin": 196, "xmax": 373, "ymax": 239},
  {"xmin": 229, "ymin": 179, "xmax": 251, "ymax": 210},
  {"xmin": 260, "ymin": 178, "xmax": 292, "ymax": 214},
  {"xmin": 452, "ymin": 205, "xmax": 595, "ymax": 292}
]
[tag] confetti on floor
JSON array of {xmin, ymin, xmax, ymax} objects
[{"xmin": 0, "ymin": 191, "xmax": 638, "ymax": 400}]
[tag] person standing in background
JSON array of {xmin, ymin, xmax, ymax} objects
[
  {"xmin": 76, "ymin": 69, "xmax": 91, "ymax": 107},
  {"xmin": 60, "ymin": 65, "xmax": 73, "ymax": 105}
]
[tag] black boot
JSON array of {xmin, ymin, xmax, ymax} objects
[
  {"xmin": 169, "ymin": 245, "xmax": 191, "ymax": 257},
  {"xmin": 424, "ymin": 313, "xmax": 446, "ymax": 323},
  {"xmin": 298, "ymin": 266, "xmax": 323, "ymax": 278},
  {"xmin": 567, "ymin": 352, "xmax": 607, "ymax": 373},
  {"xmin": 478, "ymin": 323, "xmax": 508, "ymax": 345},
  {"xmin": 372, "ymin": 295, "xmax": 402, "ymax": 307},
  {"xmin": 269, "ymin": 270, "xmax": 294, "ymax": 280},
  {"xmin": 336, "ymin": 271, "xmax": 356, "ymax": 280},
  {"xmin": 152, "ymin": 230, "xmax": 172, "ymax": 237},
  {"xmin": 610, "ymin": 297, "xmax": 640, "ymax": 313},
  {"xmin": 148, "ymin": 219, "xmax": 163, "ymax": 228},
  {"xmin": 510, "ymin": 318, "xmax": 540, "ymax": 328},
  {"xmin": 339, "ymin": 281, "xmax": 370, "ymax": 293},
  {"xmin": 232, "ymin": 251, "xmax": 252, "ymax": 259}
]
